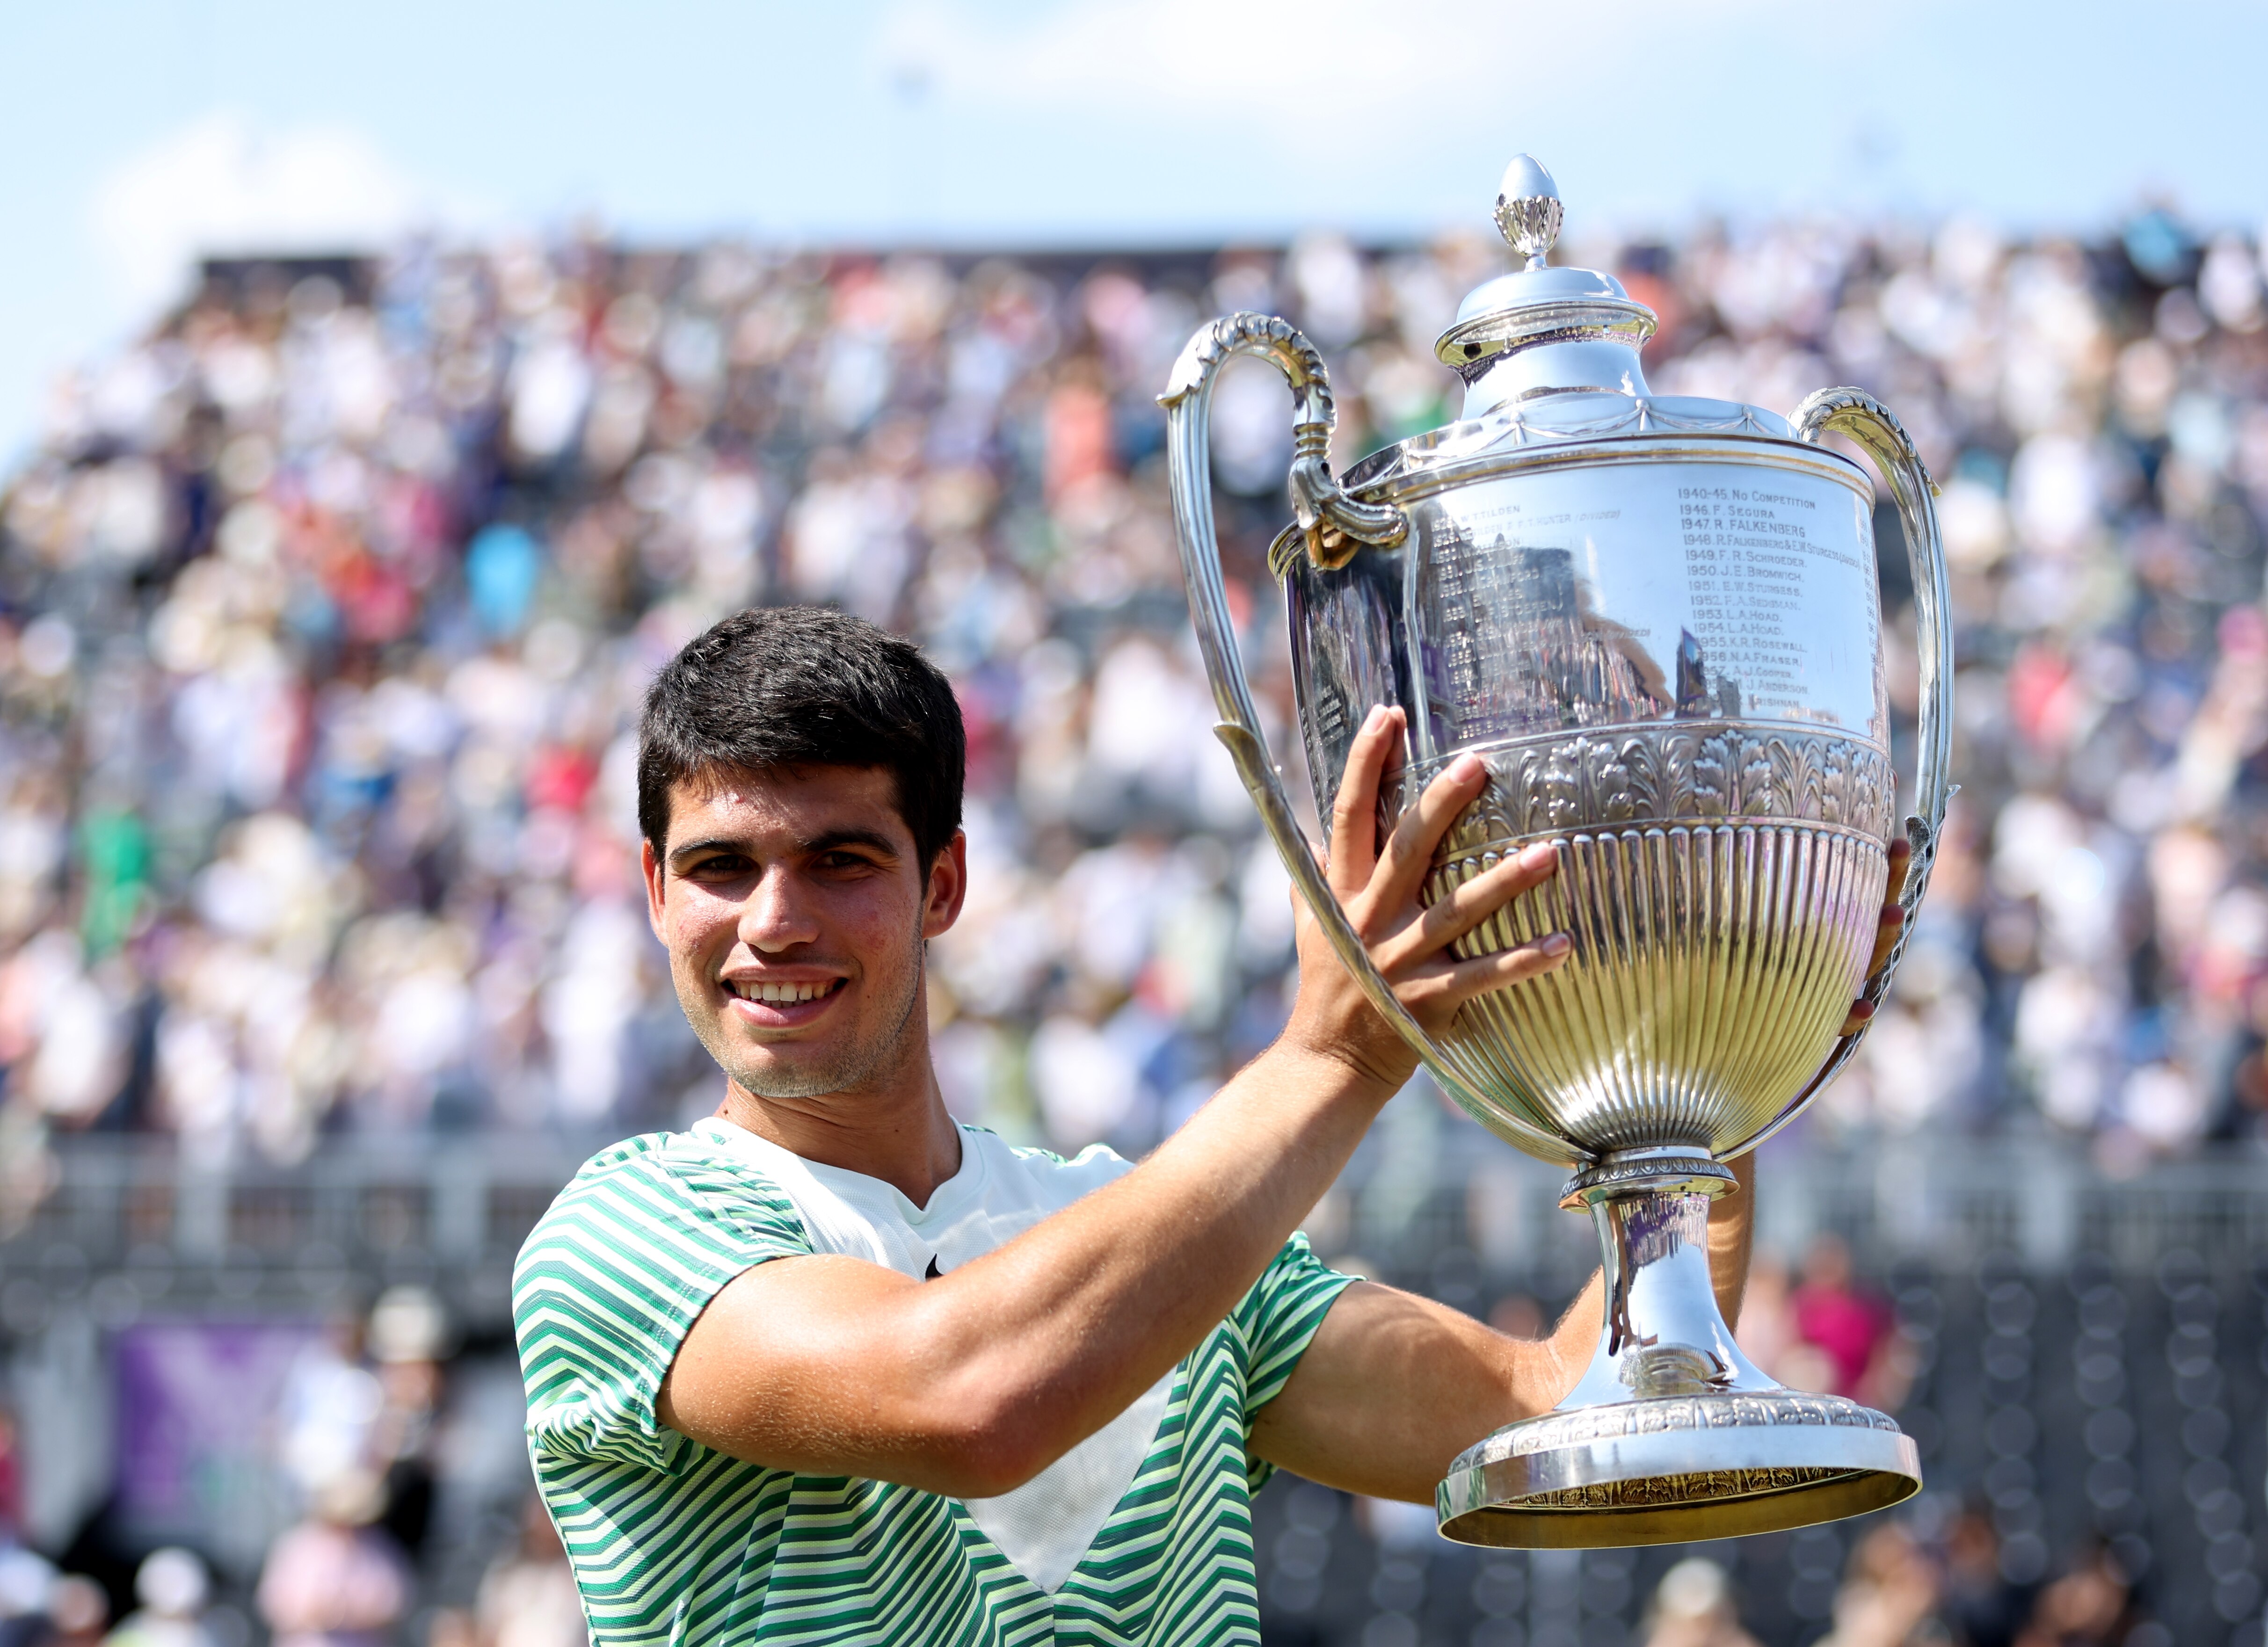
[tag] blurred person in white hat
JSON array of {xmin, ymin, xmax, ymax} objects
[
  {"xmin": 101, "ymin": 1550, "xmax": 211, "ymax": 1647},
  {"xmin": 365, "ymin": 1285, "xmax": 448, "ymax": 1566},
  {"xmin": 1641, "ymin": 1559, "xmax": 1760, "ymax": 1647}
]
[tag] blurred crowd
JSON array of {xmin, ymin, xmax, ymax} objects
[
  {"xmin": 0, "ymin": 1284, "xmax": 580, "ymax": 1647},
  {"xmin": 0, "ymin": 199, "xmax": 2266, "ymax": 1191},
  {"xmin": 1629, "ymin": 1518, "xmax": 2162, "ymax": 1647}
]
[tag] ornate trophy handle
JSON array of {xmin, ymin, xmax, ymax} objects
[
  {"xmin": 1746, "ymin": 387, "xmax": 1958, "ymax": 1148},
  {"xmin": 1160, "ymin": 313, "xmax": 1586, "ymax": 1168}
]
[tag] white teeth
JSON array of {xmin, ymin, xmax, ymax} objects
[{"xmin": 733, "ymin": 980, "xmax": 833, "ymax": 1004}]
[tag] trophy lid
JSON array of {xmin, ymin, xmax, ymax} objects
[{"xmin": 1436, "ymin": 157, "xmax": 1658, "ymax": 414}]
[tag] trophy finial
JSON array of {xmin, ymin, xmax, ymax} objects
[{"xmin": 1494, "ymin": 155, "xmax": 1563, "ymax": 271}]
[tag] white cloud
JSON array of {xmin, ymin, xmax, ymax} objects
[{"xmin": 87, "ymin": 111, "xmax": 449, "ymax": 314}]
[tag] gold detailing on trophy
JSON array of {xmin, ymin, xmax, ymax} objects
[
  {"xmin": 1428, "ymin": 817, "xmax": 1889, "ymax": 1157},
  {"xmin": 1161, "ymin": 311, "xmax": 1406, "ymax": 572},
  {"xmin": 1514, "ymin": 1468, "xmax": 1848, "ymax": 1511},
  {"xmin": 1426, "ymin": 725, "xmax": 1898, "ymax": 856},
  {"xmin": 1486, "ymin": 1391, "xmax": 1904, "ymax": 1460}
]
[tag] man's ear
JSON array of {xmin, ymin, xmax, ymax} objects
[
  {"xmin": 642, "ymin": 838, "xmax": 670, "ymax": 943},
  {"xmin": 922, "ymin": 830, "xmax": 969, "ymax": 941}
]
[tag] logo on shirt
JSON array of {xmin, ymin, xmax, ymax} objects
[{"xmin": 924, "ymin": 1255, "xmax": 943, "ymax": 1280}]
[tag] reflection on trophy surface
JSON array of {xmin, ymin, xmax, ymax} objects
[{"xmin": 1162, "ymin": 155, "xmax": 1955, "ymax": 1546}]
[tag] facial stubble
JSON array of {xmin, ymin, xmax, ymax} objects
[{"xmin": 687, "ymin": 923, "xmax": 931, "ymax": 1102}]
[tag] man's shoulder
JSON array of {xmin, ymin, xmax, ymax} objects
[
  {"xmin": 558, "ymin": 1125, "xmax": 799, "ymax": 1201},
  {"xmin": 516, "ymin": 1129, "xmax": 808, "ymax": 1274}
]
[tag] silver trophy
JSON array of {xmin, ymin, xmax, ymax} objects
[{"xmin": 1162, "ymin": 157, "xmax": 1950, "ymax": 1547}]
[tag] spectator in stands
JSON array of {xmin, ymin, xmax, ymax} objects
[
  {"xmin": 0, "ymin": 1547, "xmax": 55, "ymax": 1647},
  {"xmin": 2012, "ymin": 1542, "xmax": 2150, "ymax": 1647},
  {"xmin": 1639, "ymin": 1558, "xmax": 1760, "ymax": 1647},
  {"xmin": 254, "ymin": 1470, "xmax": 411, "ymax": 1647},
  {"xmin": 1, "ymin": 1574, "xmax": 107, "ymax": 1647},
  {"xmin": 470, "ymin": 1496, "xmax": 585, "ymax": 1647},
  {"xmin": 363, "ymin": 1285, "xmax": 447, "ymax": 1567},
  {"xmin": 1819, "ymin": 1524, "xmax": 1944, "ymax": 1647},
  {"xmin": 42, "ymin": 1580, "xmax": 106, "ymax": 1647},
  {"xmin": 100, "ymin": 1549, "xmax": 212, "ymax": 1647},
  {"xmin": 1790, "ymin": 1233, "xmax": 1909, "ymax": 1407},
  {"xmin": 1941, "ymin": 1502, "xmax": 2035, "ymax": 1647}
]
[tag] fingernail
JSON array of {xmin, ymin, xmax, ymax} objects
[
  {"xmin": 1449, "ymin": 753, "xmax": 1483, "ymax": 782},
  {"xmin": 1541, "ymin": 932, "xmax": 1571, "ymax": 956},
  {"xmin": 1519, "ymin": 842, "xmax": 1556, "ymax": 871},
  {"xmin": 1362, "ymin": 704, "xmax": 1388, "ymax": 733}
]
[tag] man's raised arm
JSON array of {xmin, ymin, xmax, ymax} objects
[{"xmin": 654, "ymin": 706, "xmax": 1571, "ymax": 1498}]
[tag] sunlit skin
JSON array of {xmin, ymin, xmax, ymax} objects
[{"xmin": 641, "ymin": 764, "xmax": 968, "ymax": 1198}]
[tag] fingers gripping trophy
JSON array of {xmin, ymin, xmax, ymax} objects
[{"xmin": 1161, "ymin": 157, "xmax": 1953, "ymax": 1548}]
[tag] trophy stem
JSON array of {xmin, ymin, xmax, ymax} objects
[
  {"xmin": 1437, "ymin": 1152, "xmax": 1921, "ymax": 1549},
  {"xmin": 1561, "ymin": 1172, "xmax": 1775, "ymax": 1412}
]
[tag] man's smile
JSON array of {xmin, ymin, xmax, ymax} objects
[{"xmin": 722, "ymin": 974, "xmax": 849, "ymax": 1028}]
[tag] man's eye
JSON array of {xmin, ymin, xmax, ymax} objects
[
  {"xmin": 817, "ymin": 851, "xmax": 876, "ymax": 872},
  {"xmin": 690, "ymin": 855, "xmax": 753, "ymax": 877}
]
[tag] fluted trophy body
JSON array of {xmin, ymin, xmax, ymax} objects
[
  {"xmin": 1293, "ymin": 425, "xmax": 1897, "ymax": 1161},
  {"xmin": 1163, "ymin": 159, "xmax": 1953, "ymax": 1546}
]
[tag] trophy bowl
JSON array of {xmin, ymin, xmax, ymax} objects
[{"xmin": 1161, "ymin": 157, "xmax": 1951, "ymax": 1547}]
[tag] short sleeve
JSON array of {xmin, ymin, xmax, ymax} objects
[
  {"xmin": 1232, "ymin": 1231, "xmax": 1359, "ymax": 1491},
  {"xmin": 513, "ymin": 1138, "xmax": 812, "ymax": 1475}
]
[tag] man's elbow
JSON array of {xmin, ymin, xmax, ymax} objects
[{"xmin": 917, "ymin": 1384, "xmax": 1059, "ymax": 1498}]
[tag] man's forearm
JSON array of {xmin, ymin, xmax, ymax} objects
[
  {"xmin": 1249, "ymin": 1151, "xmax": 1763, "ymax": 1504},
  {"xmin": 664, "ymin": 1038, "xmax": 1399, "ymax": 1494},
  {"xmin": 947, "ymin": 1038, "xmax": 1401, "ymax": 1431},
  {"xmin": 1710, "ymin": 1147, "xmax": 1757, "ymax": 1330}
]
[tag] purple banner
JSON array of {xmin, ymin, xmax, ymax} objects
[{"xmin": 113, "ymin": 1320, "xmax": 319, "ymax": 1549}]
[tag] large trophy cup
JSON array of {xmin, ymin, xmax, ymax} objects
[{"xmin": 1162, "ymin": 158, "xmax": 1951, "ymax": 1547}]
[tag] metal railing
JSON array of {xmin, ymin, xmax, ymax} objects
[{"xmin": 4, "ymin": 1127, "xmax": 2265, "ymax": 1334}]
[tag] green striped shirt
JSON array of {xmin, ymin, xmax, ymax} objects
[{"xmin": 513, "ymin": 1124, "xmax": 1354, "ymax": 1645}]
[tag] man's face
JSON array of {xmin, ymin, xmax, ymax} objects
[{"xmin": 643, "ymin": 765, "xmax": 965, "ymax": 1105}]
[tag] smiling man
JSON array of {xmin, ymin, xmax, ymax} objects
[{"xmin": 511, "ymin": 605, "xmax": 1748, "ymax": 1645}]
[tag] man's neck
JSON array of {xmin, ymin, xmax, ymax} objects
[{"xmin": 714, "ymin": 1071, "xmax": 965, "ymax": 1210}]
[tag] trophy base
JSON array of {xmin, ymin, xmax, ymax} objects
[
  {"xmin": 1436, "ymin": 1154, "xmax": 1921, "ymax": 1549},
  {"xmin": 1437, "ymin": 1389, "xmax": 1921, "ymax": 1548}
]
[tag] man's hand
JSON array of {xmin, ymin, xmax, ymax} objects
[
  {"xmin": 1838, "ymin": 836, "xmax": 1913, "ymax": 1037},
  {"xmin": 1281, "ymin": 704, "xmax": 1571, "ymax": 1090}
]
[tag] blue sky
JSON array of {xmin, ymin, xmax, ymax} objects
[{"xmin": 2, "ymin": 0, "xmax": 2263, "ymax": 460}]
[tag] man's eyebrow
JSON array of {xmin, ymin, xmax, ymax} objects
[
  {"xmin": 800, "ymin": 827, "xmax": 901, "ymax": 860},
  {"xmin": 667, "ymin": 836, "xmax": 749, "ymax": 868},
  {"xmin": 666, "ymin": 828, "xmax": 902, "ymax": 869}
]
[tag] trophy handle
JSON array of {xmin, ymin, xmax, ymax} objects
[
  {"xmin": 1160, "ymin": 313, "xmax": 1586, "ymax": 1168},
  {"xmin": 1745, "ymin": 387, "xmax": 1958, "ymax": 1150}
]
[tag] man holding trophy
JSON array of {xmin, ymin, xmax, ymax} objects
[{"xmin": 516, "ymin": 157, "xmax": 1945, "ymax": 1642}]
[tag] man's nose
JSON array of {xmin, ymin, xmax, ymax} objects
[{"xmin": 739, "ymin": 865, "xmax": 821, "ymax": 952}]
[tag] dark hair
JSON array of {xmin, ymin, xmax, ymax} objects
[{"xmin": 637, "ymin": 606, "xmax": 965, "ymax": 865}]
